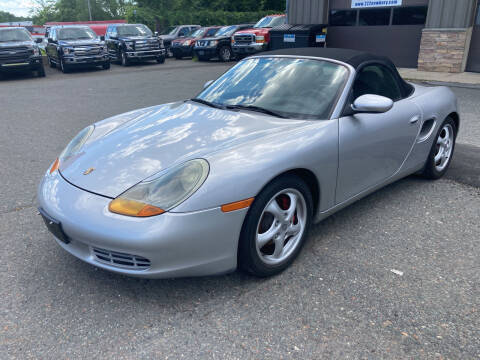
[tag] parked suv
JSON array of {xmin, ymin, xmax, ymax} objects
[
  {"xmin": 159, "ymin": 25, "xmax": 201, "ymax": 57},
  {"xmin": 171, "ymin": 26, "xmax": 221, "ymax": 59},
  {"xmin": 45, "ymin": 25, "xmax": 110, "ymax": 73},
  {"xmin": 0, "ymin": 27, "xmax": 45, "ymax": 77},
  {"xmin": 105, "ymin": 23, "xmax": 165, "ymax": 66},
  {"xmin": 232, "ymin": 15, "xmax": 286, "ymax": 57},
  {"xmin": 194, "ymin": 24, "xmax": 254, "ymax": 62}
]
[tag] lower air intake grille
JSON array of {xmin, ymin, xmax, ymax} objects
[{"xmin": 92, "ymin": 247, "xmax": 150, "ymax": 270}]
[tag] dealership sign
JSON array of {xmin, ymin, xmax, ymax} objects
[{"xmin": 351, "ymin": 0, "xmax": 402, "ymax": 8}]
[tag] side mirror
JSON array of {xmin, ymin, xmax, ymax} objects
[
  {"xmin": 351, "ymin": 94, "xmax": 393, "ymax": 114},
  {"xmin": 35, "ymin": 38, "xmax": 43, "ymax": 44},
  {"xmin": 100, "ymin": 35, "xmax": 105, "ymax": 41},
  {"xmin": 203, "ymin": 80, "xmax": 214, "ymax": 89},
  {"xmin": 154, "ymin": 31, "xmax": 159, "ymax": 36}
]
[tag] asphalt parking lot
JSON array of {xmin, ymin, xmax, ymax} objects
[{"xmin": 1, "ymin": 59, "xmax": 479, "ymax": 359}]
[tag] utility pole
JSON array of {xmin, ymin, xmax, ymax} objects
[{"xmin": 87, "ymin": 0, "xmax": 93, "ymax": 21}]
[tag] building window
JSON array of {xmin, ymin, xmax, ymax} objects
[
  {"xmin": 329, "ymin": 10, "xmax": 357, "ymax": 26},
  {"xmin": 392, "ymin": 6, "xmax": 428, "ymax": 25},
  {"xmin": 358, "ymin": 8, "xmax": 391, "ymax": 26}
]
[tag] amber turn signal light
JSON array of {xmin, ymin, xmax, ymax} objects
[
  {"xmin": 109, "ymin": 198, "xmax": 165, "ymax": 217},
  {"xmin": 221, "ymin": 198, "xmax": 254, "ymax": 213},
  {"xmin": 49, "ymin": 158, "xmax": 60, "ymax": 174}
]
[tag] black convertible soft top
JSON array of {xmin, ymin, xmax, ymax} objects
[{"xmin": 259, "ymin": 47, "xmax": 413, "ymax": 98}]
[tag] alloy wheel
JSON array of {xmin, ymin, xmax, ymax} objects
[
  {"xmin": 434, "ymin": 123, "xmax": 454, "ymax": 172},
  {"xmin": 255, "ymin": 188, "xmax": 307, "ymax": 265}
]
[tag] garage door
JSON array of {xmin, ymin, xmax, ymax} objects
[{"xmin": 466, "ymin": 4, "xmax": 480, "ymax": 72}]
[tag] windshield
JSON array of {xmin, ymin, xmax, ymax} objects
[
  {"xmin": 190, "ymin": 28, "xmax": 205, "ymax": 38},
  {"xmin": 215, "ymin": 25, "xmax": 237, "ymax": 37},
  {"xmin": 196, "ymin": 57, "xmax": 348, "ymax": 119},
  {"xmin": 58, "ymin": 27, "xmax": 96, "ymax": 40},
  {"xmin": 254, "ymin": 16, "xmax": 285, "ymax": 28},
  {"xmin": 163, "ymin": 26, "xmax": 177, "ymax": 35},
  {"xmin": 117, "ymin": 24, "xmax": 152, "ymax": 37},
  {"xmin": 0, "ymin": 28, "xmax": 32, "ymax": 42}
]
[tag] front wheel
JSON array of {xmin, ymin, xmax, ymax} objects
[
  {"xmin": 48, "ymin": 56, "xmax": 56, "ymax": 68},
  {"xmin": 219, "ymin": 45, "xmax": 232, "ymax": 62},
  {"xmin": 102, "ymin": 61, "xmax": 110, "ymax": 70},
  {"xmin": 238, "ymin": 175, "xmax": 313, "ymax": 277},
  {"xmin": 60, "ymin": 58, "xmax": 69, "ymax": 73},
  {"xmin": 121, "ymin": 50, "xmax": 129, "ymax": 66},
  {"xmin": 157, "ymin": 56, "xmax": 165, "ymax": 64},
  {"xmin": 421, "ymin": 117, "xmax": 457, "ymax": 179},
  {"xmin": 36, "ymin": 65, "xmax": 46, "ymax": 77}
]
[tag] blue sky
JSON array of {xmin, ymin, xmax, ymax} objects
[{"xmin": 0, "ymin": 0, "xmax": 38, "ymax": 17}]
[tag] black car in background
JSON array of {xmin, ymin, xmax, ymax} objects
[
  {"xmin": 193, "ymin": 24, "xmax": 254, "ymax": 62},
  {"xmin": 45, "ymin": 25, "xmax": 110, "ymax": 73},
  {"xmin": 105, "ymin": 23, "xmax": 165, "ymax": 66},
  {"xmin": 170, "ymin": 26, "xmax": 221, "ymax": 59},
  {"xmin": 0, "ymin": 27, "xmax": 45, "ymax": 77}
]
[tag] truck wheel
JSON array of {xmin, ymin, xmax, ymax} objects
[
  {"xmin": 157, "ymin": 56, "xmax": 165, "ymax": 64},
  {"xmin": 121, "ymin": 50, "xmax": 129, "ymax": 66},
  {"xmin": 60, "ymin": 58, "xmax": 69, "ymax": 73},
  {"xmin": 102, "ymin": 61, "xmax": 110, "ymax": 70},
  {"xmin": 219, "ymin": 46, "xmax": 232, "ymax": 62}
]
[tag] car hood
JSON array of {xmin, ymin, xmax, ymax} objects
[
  {"xmin": 0, "ymin": 40, "xmax": 34, "ymax": 48},
  {"xmin": 201, "ymin": 36, "xmax": 229, "ymax": 41},
  {"xmin": 60, "ymin": 102, "xmax": 309, "ymax": 198},
  {"xmin": 58, "ymin": 39, "xmax": 102, "ymax": 46},
  {"xmin": 118, "ymin": 36, "xmax": 156, "ymax": 41}
]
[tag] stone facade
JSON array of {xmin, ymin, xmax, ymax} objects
[{"xmin": 417, "ymin": 28, "xmax": 472, "ymax": 73}]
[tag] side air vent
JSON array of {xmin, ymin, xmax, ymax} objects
[
  {"xmin": 92, "ymin": 247, "xmax": 151, "ymax": 270},
  {"xmin": 418, "ymin": 117, "xmax": 437, "ymax": 143}
]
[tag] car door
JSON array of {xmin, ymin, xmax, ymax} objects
[{"xmin": 336, "ymin": 63, "xmax": 421, "ymax": 204}]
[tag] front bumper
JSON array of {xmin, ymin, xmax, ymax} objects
[
  {"xmin": 125, "ymin": 49, "xmax": 165, "ymax": 61},
  {"xmin": 232, "ymin": 43, "xmax": 266, "ymax": 54},
  {"xmin": 63, "ymin": 54, "xmax": 109, "ymax": 65},
  {"xmin": 37, "ymin": 171, "xmax": 247, "ymax": 279},
  {"xmin": 193, "ymin": 47, "xmax": 217, "ymax": 59},
  {"xmin": 171, "ymin": 45, "xmax": 193, "ymax": 57},
  {"xmin": 0, "ymin": 55, "xmax": 43, "ymax": 72}
]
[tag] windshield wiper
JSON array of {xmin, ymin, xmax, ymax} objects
[
  {"xmin": 190, "ymin": 98, "xmax": 225, "ymax": 109},
  {"xmin": 225, "ymin": 104, "xmax": 286, "ymax": 118}
]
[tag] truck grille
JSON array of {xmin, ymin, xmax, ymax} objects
[
  {"xmin": 135, "ymin": 41, "xmax": 159, "ymax": 51},
  {"xmin": 74, "ymin": 46, "xmax": 102, "ymax": 56},
  {"xmin": 0, "ymin": 46, "xmax": 33, "ymax": 62},
  {"xmin": 92, "ymin": 247, "xmax": 151, "ymax": 270},
  {"xmin": 234, "ymin": 34, "xmax": 255, "ymax": 44}
]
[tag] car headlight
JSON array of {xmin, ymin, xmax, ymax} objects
[
  {"xmin": 183, "ymin": 40, "xmax": 192, "ymax": 46},
  {"xmin": 109, "ymin": 159, "xmax": 209, "ymax": 217},
  {"xmin": 63, "ymin": 47, "xmax": 74, "ymax": 55},
  {"xmin": 209, "ymin": 40, "xmax": 218, "ymax": 47},
  {"xmin": 49, "ymin": 125, "xmax": 95, "ymax": 174},
  {"xmin": 255, "ymin": 36, "xmax": 265, "ymax": 43}
]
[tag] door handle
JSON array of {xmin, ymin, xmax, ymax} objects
[{"xmin": 409, "ymin": 115, "xmax": 420, "ymax": 124}]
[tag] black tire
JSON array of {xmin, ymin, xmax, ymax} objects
[
  {"xmin": 238, "ymin": 174, "xmax": 313, "ymax": 277},
  {"xmin": 219, "ymin": 45, "xmax": 232, "ymax": 62},
  {"xmin": 421, "ymin": 117, "xmax": 457, "ymax": 180},
  {"xmin": 174, "ymin": 54, "xmax": 182, "ymax": 60},
  {"xmin": 60, "ymin": 58, "xmax": 69, "ymax": 73},
  {"xmin": 37, "ymin": 65, "xmax": 46, "ymax": 77},
  {"xmin": 121, "ymin": 50, "xmax": 129, "ymax": 66},
  {"xmin": 48, "ymin": 56, "xmax": 56, "ymax": 68},
  {"xmin": 157, "ymin": 56, "xmax": 165, "ymax": 64},
  {"xmin": 102, "ymin": 61, "xmax": 110, "ymax": 70}
]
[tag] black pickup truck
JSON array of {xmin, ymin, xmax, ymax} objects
[
  {"xmin": 193, "ymin": 24, "xmax": 254, "ymax": 62},
  {"xmin": 105, "ymin": 24, "xmax": 165, "ymax": 66},
  {"xmin": 45, "ymin": 25, "xmax": 110, "ymax": 73},
  {"xmin": 0, "ymin": 27, "xmax": 45, "ymax": 77}
]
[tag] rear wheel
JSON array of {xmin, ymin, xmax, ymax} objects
[
  {"xmin": 219, "ymin": 46, "xmax": 232, "ymax": 62},
  {"xmin": 238, "ymin": 175, "xmax": 313, "ymax": 277},
  {"xmin": 421, "ymin": 117, "xmax": 457, "ymax": 179}
]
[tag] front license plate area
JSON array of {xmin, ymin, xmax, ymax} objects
[{"xmin": 38, "ymin": 208, "xmax": 70, "ymax": 244}]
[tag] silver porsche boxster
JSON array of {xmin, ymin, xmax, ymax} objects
[{"xmin": 38, "ymin": 48, "xmax": 459, "ymax": 278}]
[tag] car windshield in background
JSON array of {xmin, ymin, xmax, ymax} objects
[
  {"xmin": 164, "ymin": 26, "xmax": 177, "ymax": 35},
  {"xmin": 190, "ymin": 28, "xmax": 205, "ymax": 38},
  {"xmin": 196, "ymin": 57, "xmax": 348, "ymax": 119},
  {"xmin": 254, "ymin": 16, "xmax": 285, "ymax": 28},
  {"xmin": 58, "ymin": 27, "xmax": 96, "ymax": 40},
  {"xmin": 0, "ymin": 28, "xmax": 32, "ymax": 42},
  {"xmin": 215, "ymin": 25, "xmax": 237, "ymax": 37},
  {"xmin": 117, "ymin": 24, "xmax": 152, "ymax": 37}
]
